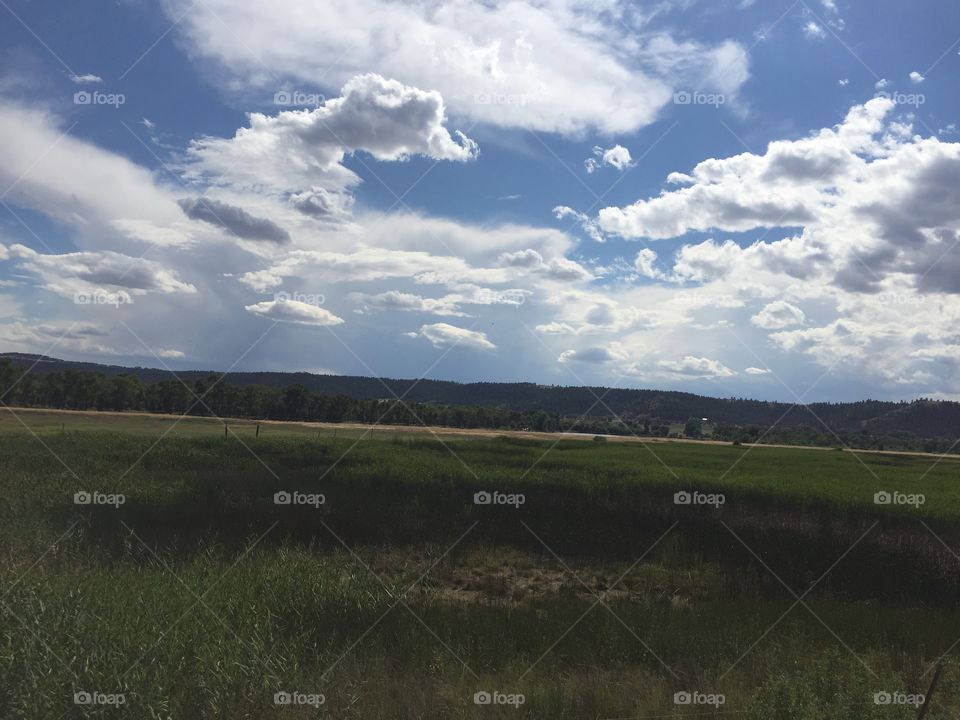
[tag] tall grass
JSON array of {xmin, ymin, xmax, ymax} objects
[{"xmin": 1, "ymin": 429, "xmax": 958, "ymax": 717}]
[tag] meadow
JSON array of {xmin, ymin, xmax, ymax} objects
[{"xmin": 1, "ymin": 407, "xmax": 958, "ymax": 718}]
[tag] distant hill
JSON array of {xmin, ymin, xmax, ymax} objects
[{"xmin": 3, "ymin": 352, "xmax": 958, "ymax": 438}]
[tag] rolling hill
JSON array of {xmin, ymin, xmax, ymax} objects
[{"xmin": 3, "ymin": 352, "xmax": 957, "ymax": 438}]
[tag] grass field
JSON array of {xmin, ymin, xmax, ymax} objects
[{"xmin": 2, "ymin": 407, "xmax": 959, "ymax": 718}]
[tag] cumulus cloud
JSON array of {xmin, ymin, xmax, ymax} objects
[
  {"xmin": 184, "ymin": 74, "xmax": 476, "ymax": 198},
  {"xmin": 656, "ymin": 356, "xmax": 735, "ymax": 378},
  {"xmin": 352, "ymin": 286, "xmax": 526, "ymax": 317},
  {"xmin": 161, "ymin": 0, "xmax": 749, "ymax": 135},
  {"xmin": 5, "ymin": 244, "xmax": 196, "ymax": 299},
  {"xmin": 598, "ymin": 97, "xmax": 960, "ymax": 297},
  {"xmin": 750, "ymin": 300, "xmax": 806, "ymax": 330},
  {"xmin": 498, "ymin": 249, "xmax": 544, "ymax": 269},
  {"xmin": 240, "ymin": 248, "xmax": 483, "ymax": 292},
  {"xmin": 352, "ymin": 291, "xmax": 465, "ymax": 317},
  {"xmin": 178, "ymin": 197, "xmax": 290, "ymax": 244},
  {"xmin": 289, "ymin": 187, "xmax": 354, "ymax": 224},
  {"xmin": 909, "ymin": 71, "xmax": 925, "ymax": 85},
  {"xmin": 745, "ymin": 366, "xmax": 770, "ymax": 375},
  {"xmin": 634, "ymin": 248, "xmax": 665, "ymax": 280},
  {"xmin": 585, "ymin": 145, "xmax": 633, "ymax": 173},
  {"xmin": 244, "ymin": 299, "xmax": 344, "ymax": 326},
  {"xmin": 536, "ymin": 321, "xmax": 575, "ymax": 335},
  {"xmin": 415, "ymin": 323, "xmax": 495, "ymax": 350},
  {"xmin": 487, "ymin": 247, "xmax": 592, "ymax": 282},
  {"xmin": 559, "ymin": 345, "xmax": 626, "ymax": 364},
  {"xmin": 8, "ymin": 61, "xmax": 960, "ymax": 400}
]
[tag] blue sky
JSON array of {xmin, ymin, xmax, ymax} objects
[{"xmin": 0, "ymin": 0, "xmax": 958, "ymax": 402}]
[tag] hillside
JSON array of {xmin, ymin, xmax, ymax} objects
[{"xmin": 3, "ymin": 353, "xmax": 957, "ymax": 439}]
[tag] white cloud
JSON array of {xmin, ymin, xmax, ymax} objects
[
  {"xmin": 909, "ymin": 71, "xmax": 925, "ymax": 85},
  {"xmin": 584, "ymin": 145, "xmax": 633, "ymax": 173},
  {"xmin": 803, "ymin": 21, "xmax": 826, "ymax": 39},
  {"xmin": 352, "ymin": 286, "xmax": 526, "ymax": 317},
  {"xmin": 0, "ymin": 321, "xmax": 118, "ymax": 355},
  {"xmin": 559, "ymin": 345, "xmax": 626, "ymax": 364},
  {"xmin": 244, "ymin": 299, "xmax": 344, "ymax": 326},
  {"xmin": 5, "ymin": 244, "xmax": 196, "ymax": 299},
  {"xmin": 157, "ymin": 348, "xmax": 186, "ymax": 358},
  {"xmin": 7, "ymin": 72, "xmax": 960, "ymax": 400},
  {"xmin": 498, "ymin": 249, "xmax": 544, "ymax": 269},
  {"xmin": 586, "ymin": 98, "xmax": 960, "ymax": 392},
  {"xmin": 184, "ymin": 74, "xmax": 476, "ymax": 200},
  {"xmin": 875, "ymin": 78, "xmax": 890, "ymax": 90},
  {"xmin": 352, "ymin": 291, "xmax": 466, "ymax": 317},
  {"xmin": 416, "ymin": 323, "xmax": 495, "ymax": 350},
  {"xmin": 536, "ymin": 321, "xmax": 575, "ymax": 335},
  {"xmin": 0, "ymin": 104, "xmax": 193, "ymax": 249},
  {"xmin": 553, "ymin": 205, "xmax": 604, "ymax": 243},
  {"xmin": 597, "ymin": 97, "xmax": 960, "ymax": 296},
  {"xmin": 655, "ymin": 355, "xmax": 735, "ymax": 378},
  {"xmin": 634, "ymin": 248, "xmax": 665, "ymax": 280},
  {"xmin": 745, "ymin": 366, "xmax": 770, "ymax": 375},
  {"xmin": 161, "ymin": 0, "xmax": 749, "ymax": 135},
  {"xmin": 69, "ymin": 73, "xmax": 103, "ymax": 84},
  {"xmin": 289, "ymin": 187, "xmax": 354, "ymax": 225},
  {"xmin": 594, "ymin": 95, "xmax": 895, "ymax": 238},
  {"xmin": 750, "ymin": 300, "xmax": 806, "ymax": 330}
]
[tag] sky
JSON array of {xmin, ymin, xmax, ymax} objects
[{"xmin": 0, "ymin": 0, "xmax": 958, "ymax": 402}]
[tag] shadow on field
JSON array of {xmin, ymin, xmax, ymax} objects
[{"xmin": 40, "ymin": 435, "xmax": 960, "ymax": 605}]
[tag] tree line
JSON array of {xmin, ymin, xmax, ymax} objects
[{"xmin": 0, "ymin": 359, "xmax": 953, "ymax": 452}]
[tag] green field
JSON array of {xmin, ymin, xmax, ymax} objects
[{"xmin": 1, "ymin": 408, "xmax": 958, "ymax": 718}]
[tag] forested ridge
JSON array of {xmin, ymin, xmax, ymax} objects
[{"xmin": 1, "ymin": 353, "xmax": 957, "ymax": 452}]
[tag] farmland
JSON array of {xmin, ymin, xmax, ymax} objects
[{"xmin": 1, "ymin": 408, "xmax": 959, "ymax": 718}]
